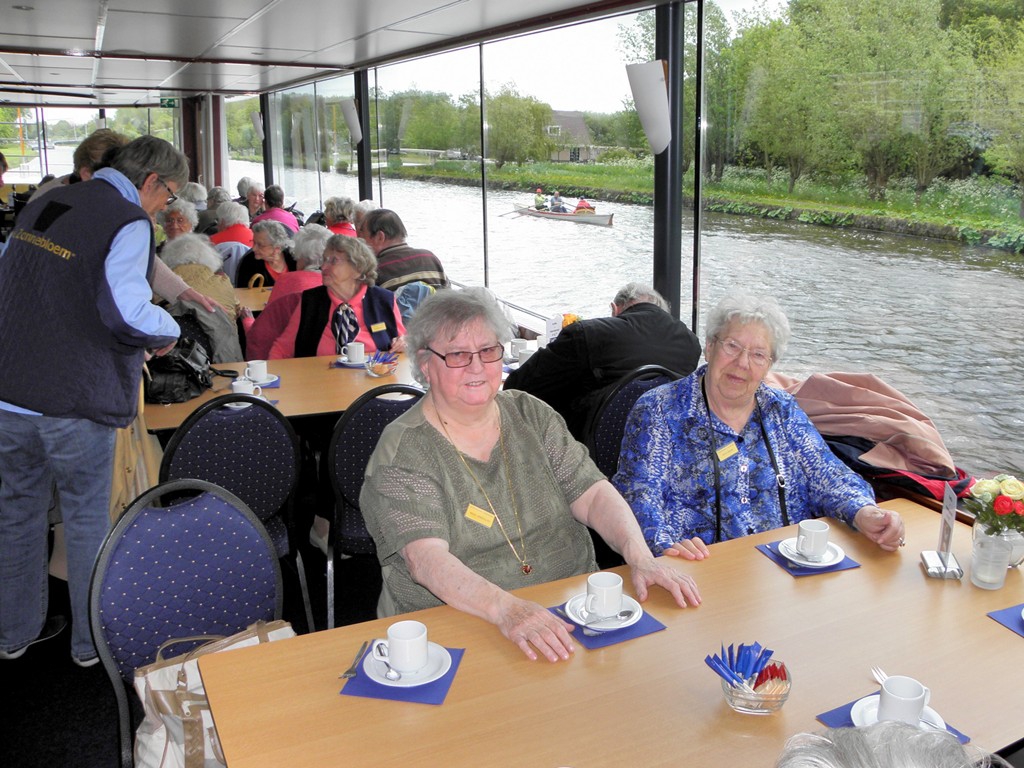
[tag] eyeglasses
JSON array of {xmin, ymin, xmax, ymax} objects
[
  {"xmin": 427, "ymin": 345, "xmax": 504, "ymax": 368},
  {"xmin": 715, "ymin": 337, "xmax": 773, "ymax": 368},
  {"xmin": 155, "ymin": 176, "xmax": 177, "ymax": 205},
  {"xmin": 322, "ymin": 255, "xmax": 350, "ymax": 267}
]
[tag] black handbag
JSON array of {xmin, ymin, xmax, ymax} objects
[{"xmin": 144, "ymin": 337, "xmax": 233, "ymax": 404}]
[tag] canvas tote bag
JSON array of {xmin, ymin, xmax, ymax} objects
[{"xmin": 133, "ymin": 620, "xmax": 295, "ymax": 768}]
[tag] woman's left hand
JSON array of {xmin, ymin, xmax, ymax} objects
[
  {"xmin": 628, "ymin": 557, "xmax": 702, "ymax": 608},
  {"xmin": 854, "ymin": 506, "xmax": 905, "ymax": 551}
]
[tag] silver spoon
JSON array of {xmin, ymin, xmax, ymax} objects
[
  {"xmin": 373, "ymin": 645, "xmax": 402, "ymax": 681},
  {"xmin": 554, "ymin": 606, "xmax": 601, "ymax": 636},
  {"xmin": 583, "ymin": 609, "xmax": 635, "ymax": 627}
]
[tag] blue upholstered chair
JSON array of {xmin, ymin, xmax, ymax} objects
[
  {"xmin": 583, "ymin": 365, "xmax": 680, "ymax": 569},
  {"xmin": 89, "ymin": 479, "xmax": 282, "ymax": 768},
  {"xmin": 325, "ymin": 384, "xmax": 424, "ymax": 628},
  {"xmin": 159, "ymin": 393, "xmax": 313, "ymax": 631}
]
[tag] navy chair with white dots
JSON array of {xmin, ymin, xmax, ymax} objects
[
  {"xmin": 88, "ymin": 478, "xmax": 282, "ymax": 768},
  {"xmin": 325, "ymin": 383, "xmax": 424, "ymax": 628}
]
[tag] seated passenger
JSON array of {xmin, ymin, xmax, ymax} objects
[
  {"xmin": 266, "ymin": 223, "xmax": 331, "ymax": 304},
  {"xmin": 534, "ymin": 187, "xmax": 547, "ymax": 210},
  {"xmin": 159, "ymin": 198, "xmax": 197, "ymax": 245},
  {"xmin": 198, "ymin": 186, "xmax": 231, "ymax": 234},
  {"xmin": 549, "ymin": 190, "xmax": 566, "ymax": 212},
  {"xmin": 252, "ymin": 184, "xmax": 299, "ymax": 233},
  {"xmin": 159, "ymin": 234, "xmax": 243, "ymax": 362},
  {"xmin": 245, "ymin": 181, "xmax": 265, "ymax": 219},
  {"xmin": 234, "ymin": 219, "xmax": 295, "ymax": 288},
  {"xmin": 210, "ymin": 201, "xmax": 254, "ymax": 248},
  {"xmin": 324, "ymin": 195, "xmax": 358, "ymax": 237},
  {"xmin": 357, "ymin": 208, "xmax": 450, "ymax": 292},
  {"xmin": 613, "ymin": 293, "xmax": 905, "ymax": 559},
  {"xmin": 267, "ymin": 235, "xmax": 406, "ymax": 359},
  {"xmin": 573, "ymin": 197, "xmax": 595, "ymax": 213},
  {"xmin": 359, "ymin": 288, "xmax": 701, "ymax": 662}
]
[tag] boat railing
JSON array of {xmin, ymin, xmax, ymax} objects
[{"xmin": 449, "ymin": 278, "xmax": 549, "ymax": 341}]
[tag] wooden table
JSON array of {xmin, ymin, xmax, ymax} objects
[
  {"xmin": 199, "ymin": 499, "xmax": 1024, "ymax": 767},
  {"xmin": 145, "ymin": 354, "xmax": 418, "ymax": 433},
  {"xmin": 235, "ymin": 286, "xmax": 272, "ymax": 313}
]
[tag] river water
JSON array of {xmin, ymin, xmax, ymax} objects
[{"xmin": 244, "ymin": 161, "xmax": 1019, "ymax": 478}]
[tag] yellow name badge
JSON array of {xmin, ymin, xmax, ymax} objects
[
  {"xmin": 464, "ymin": 503, "xmax": 495, "ymax": 528},
  {"xmin": 370, "ymin": 322, "xmax": 387, "ymax": 332},
  {"xmin": 716, "ymin": 441, "xmax": 739, "ymax": 462}
]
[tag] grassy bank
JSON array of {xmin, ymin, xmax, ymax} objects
[{"xmin": 385, "ymin": 155, "xmax": 1024, "ymax": 254}]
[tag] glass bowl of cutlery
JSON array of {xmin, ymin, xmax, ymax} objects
[
  {"xmin": 365, "ymin": 351, "xmax": 399, "ymax": 378},
  {"xmin": 721, "ymin": 661, "xmax": 791, "ymax": 715}
]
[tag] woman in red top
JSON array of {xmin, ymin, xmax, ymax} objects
[{"xmin": 324, "ymin": 195, "xmax": 357, "ymax": 237}]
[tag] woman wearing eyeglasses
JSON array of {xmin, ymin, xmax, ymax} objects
[
  {"xmin": 613, "ymin": 293, "xmax": 905, "ymax": 559},
  {"xmin": 360, "ymin": 287, "xmax": 701, "ymax": 663},
  {"xmin": 265, "ymin": 234, "xmax": 406, "ymax": 359}
]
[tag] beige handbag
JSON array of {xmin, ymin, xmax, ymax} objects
[{"xmin": 133, "ymin": 620, "xmax": 295, "ymax": 768}]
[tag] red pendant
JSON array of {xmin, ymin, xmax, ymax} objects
[{"xmin": 522, "ymin": 563, "xmax": 532, "ymax": 575}]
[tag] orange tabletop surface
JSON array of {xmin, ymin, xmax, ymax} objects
[
  {"xmin": 199, "ymin": 499, "xmax": 1024, "ymax": 767},
  {"xmin": 235, "ymin": 287, "xmax": 272, "ymax": 313},
  {"xmin": 145, "ymin": 354, "xmax": 418, "ymax": 432}
]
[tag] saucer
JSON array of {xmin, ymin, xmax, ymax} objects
[
  {"xmin": 248, "ymin": 373, "xmax": 279, "ymax": 386},
  {"xmin": 335, "ymin": 357, "xmax": 365, "ymax": 369},
  {"xmin": 564, "ymin": 593, "xmax": 643, "ymax": 632},
  {"xmin": 224, "ymin": 395, "xmax": 269, "ymax": 410},
  {"xmin": 778, "ymin": 538, "xmax": 845, "ymax": 568},
  {"xmin": 850, "ymin": 694, "xmax": 946, "ymax": 731},
  {"xmin": 362, "ymin": 642, "xmax": 451, "ymax": 688}
]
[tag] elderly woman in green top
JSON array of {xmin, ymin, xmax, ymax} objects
[{"xmin": 360, "ymin": 288, "xmax": 701, "ymax": 662}]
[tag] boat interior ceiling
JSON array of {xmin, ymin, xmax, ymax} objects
[{"xmin": 0, "ymin": 0, "xmax": 651, "ymax": 108}]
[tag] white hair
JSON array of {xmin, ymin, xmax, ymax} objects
[
  {"xmin": 216, "ymin": 201, "xmax": 249, "ymax": 228},
  {"xmin": 161, "ymin": 233, "xmax": 223, "ymax": 273},
  {"xmin": 292, "ymin": 224, "xmax": 331, "ymax": 269},
  {"xmin": 705, "ymin": 292, "xmax": 791, "ymax": 362}
]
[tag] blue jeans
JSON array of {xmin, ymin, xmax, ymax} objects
[{"xmin": 0, "ymin": 410, "xmax": 115, "ymax": 661}]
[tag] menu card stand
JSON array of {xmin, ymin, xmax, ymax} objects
[{"xmin": 920, "ymin": 483, "xmax": 963, "ymax": 579}]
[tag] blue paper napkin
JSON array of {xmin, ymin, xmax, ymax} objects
[
  {"xmin": 340, "ymin": 646, "xmax": 464, "ymax": 705},
  {"xmin": 817, "ymin": 695, "xmax": 969, "ymax": 743},
  {"xmin": 548, "ymin": 604, "xmax": 666, "ymax": 649},
  {"xmin": 260, "ymin": 376, "xmax": 280, "ymax": 389},
  {"xmin": 987, "ymin": 603, "xmax": 1024, "ymax": 638},
  {"xmin": 756, "ymin": 541, "xmax": 860, "ymax": 577}
]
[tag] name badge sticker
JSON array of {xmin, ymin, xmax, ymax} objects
[
  {"xmin": 370, "ymin": 322, "xmax": 387, "ymax": 332},
  {"xmin": 464, "ymin": 503, "xmax": 495, "ymax": 528},
  {"xmin": 716, "ymin": 441, "xmax": 739, "ymax": 461}
]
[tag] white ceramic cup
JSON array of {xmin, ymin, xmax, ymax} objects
[
  {"xmin": 510, "ymin": 339, "xmax": 529, "ymax": 358},
  {"xmin": 244, "ymin": 359, "xmax": 268, "ymax": 382},
  {"xmin": 584, "ymin": 572, "xmax": 623, "ymax": 619},
  {"xmin": 518, "ymin": 347, "xmax": 536, "ymax": 365},
  {"xmin": 877, "ymin": 675, "xmax": 930, "ymax": 725},
  {"xmin": 372, "ymin": 620, "xmax": 428, "ymax": 674},
  {"xmin": 230, "ymin": 379, "xmax": 262, "ymax": 397},
  {"xmin": 796, "ymin": 519, "xmax": 830, "ymax": 561},
  {"xmin": 342, "ymin": 342, "xmax": 366, "ymax": 364}
]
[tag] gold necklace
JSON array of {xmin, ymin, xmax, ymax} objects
[{"xmin": 433, "ymin": 401, "xmax": 532, "ymax": 575}]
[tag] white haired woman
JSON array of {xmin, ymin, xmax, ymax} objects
[
  {"xmin": 159, "ymin": 198, "xmax": 198, "ymax": 244},
  {"xmin": 266, "ymin": 223, "xmax": 332, "ymax": 303},
  {"xmin": 210, "ymin": 200, "xmax": 253, "ymax": 248},
  {"xmin": 234, "ymin": 219, "xmax": 295, "ymax": 288},
  {"xmin": 160, "ymin": 233, "xmax": 243, "ymax": 362},
  {"xmin": 613, "ymin": 293, "xmax": 905, "ymax": 559},
  {"xmin": 360, "ymin": 288, "xmax": 701, "ymax": 663},
  {"xmin": 198, "ymin": 185, "xmax": 232, "ymax": 234},
  {"xmin": 324, "ymin": 196, "xmax": 357, "ymax": 237},
  {"xmin": 266, "ymin": 234, "xmax": 405, "ymax": 359}
]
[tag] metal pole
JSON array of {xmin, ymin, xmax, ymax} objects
[
  {"xmin": 478, "ymin": 43, "xmax": 490, "ymax": 288},
  {"xmin": 355, "ymin": 69, "xmax": 373, "ymax": 202},
  {"xmin": 260, "ymin": 93, "xmax": 273, "ymax": 186},
  {"xmin": 653, "ymin": 2, "xmax": 685, "ymax": 320},
  {"xmin": 691, "ymin": 0, "xmax": 706, "ymax": 335}
]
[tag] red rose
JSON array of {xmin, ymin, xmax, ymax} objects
[
  {"xmin": 1014, "ymin": 500, "xmax": 1024, "ymax": 516},
  {"xmin": 993, "ymin": 495, "xmax": 1014, "ymax": 515}
]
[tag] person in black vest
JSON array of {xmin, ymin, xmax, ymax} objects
[
  {"xmin": 504, "ymin": 283, "xmax": 702, "ymax": 441},
  {"xmin": 266, "ymin": 234, "xmax": 406, "ymax": 359},
  {"xmin": 234, "ymin": 219, "xmax": 296, "ymax": 288},
  {"xmin": 0, "ymin": 136, "xmax": 183, "ymax": 667}
]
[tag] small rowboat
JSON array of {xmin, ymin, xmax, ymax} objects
[{"xmin": 513, "ymin": 204, "xmax": 613, "ymax": 227}]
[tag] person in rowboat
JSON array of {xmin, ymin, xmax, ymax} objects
[
  {"xmin": 549, "ymin": 190, "xmax": 566, "ymax": 212},
  {"xmin": 534, "ymin": 187, "xmax": 547, "ymax": 210},
  {"xmin": 360, "ymin": 287, "xmax": 701, "ymax": 663}
]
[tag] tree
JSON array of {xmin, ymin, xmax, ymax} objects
[
  {"xmin": 484, "ymin": 85, "xmax": 553, "ymax": 168},
  {"xmin": 981, "ymin": 24, "xmax": 1024, "ymax": 216}
]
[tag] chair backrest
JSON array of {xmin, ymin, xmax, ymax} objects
[
  {"xmin": 89, "ymin": 479, "xmax": 281, "ymax": 768},
  {"xmin": 326, "ymin": 384, "xmax": 424, "ymax": 553},
  {"xmin": 159, "ymin": 394, "xmax": 300, "ymax": 521},
  {"xmin": 585, "ymin": 364, "xmax": 680, "ymax": 478},
  {"xmin": 214, "ymin": 240, "xmax": 250, "ymax": 285}
]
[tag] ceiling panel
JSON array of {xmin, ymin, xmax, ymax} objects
[{"xmin": 0, "ymin": 0, "xmax": 646, "ymax": 107}]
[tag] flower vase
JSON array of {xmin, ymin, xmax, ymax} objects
[
  {"xmin": 970, "ymin": 525, "xmax": 1013, "ymax": 590},
  {"xmin": 1001, "ymin": 528, "xmax": 1024, "ymax": 568}
]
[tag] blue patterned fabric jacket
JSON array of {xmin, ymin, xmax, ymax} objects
[{"xmin": 612, "ymin": 365, "xmax": 875, "ymax": 553}]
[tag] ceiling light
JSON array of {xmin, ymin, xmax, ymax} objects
[
  {"xmin": 250, "ymin": 51, "xmax": 265, "ymax": 56},
  {"xmin": 12, "ymin": 5, "xmax": 35, "ymax": 10}
]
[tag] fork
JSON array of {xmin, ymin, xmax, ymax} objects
[
  {"xmin": 871, "ymin": 666, "xmax": 888, "ymax": 685},
  {"xmin": 339, "ymin": 640, "xmax": 369, "ymax": 679}
]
